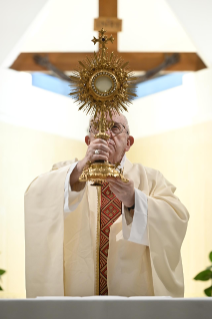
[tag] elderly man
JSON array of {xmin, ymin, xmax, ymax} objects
[{"xmin": 24, "ymin": 112, "xmax": 189, "ymax": 298}]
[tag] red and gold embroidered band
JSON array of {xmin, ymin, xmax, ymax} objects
[{"xmin": 99, "ymin": 181, "xmax": 122, "ymax": 295}]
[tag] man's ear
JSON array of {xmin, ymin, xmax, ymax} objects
[
  {"xmin": 125, "ymin": 135, "xmax": 134, "ymax": 151},
  {"xmin": 85, "ymin": 135, "xmax": 90, "ymax": 146}
]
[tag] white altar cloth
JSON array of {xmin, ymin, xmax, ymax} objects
[{"xmin": 0, "ymin": 296, "xmax": 211, "ymax": 319}]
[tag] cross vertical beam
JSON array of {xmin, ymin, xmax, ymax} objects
[{"xmin": 99, "ymin": 0, "xmax": 118, "ymax": 52}]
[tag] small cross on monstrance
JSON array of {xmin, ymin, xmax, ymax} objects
[{"xmin": 92, "ymin": 28, "xmax": 114, "ymax": 60}]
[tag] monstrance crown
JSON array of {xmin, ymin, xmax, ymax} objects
[{"xmin": 69, "ymin": 28, "xmax": 137, "ymax": 121}]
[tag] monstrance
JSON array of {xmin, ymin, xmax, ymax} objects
[{"xmin": 69, "ymin": 28, "xmax": 137, "ymax": 185}]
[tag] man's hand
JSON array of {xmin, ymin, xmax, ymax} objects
[
  {"xmin": 107, "ymin": 177, "xmax": 135, "ymax": 208},
  {"xmin": 84, "ymin": 138, "xmax": 110, "ymax": 164},
  {"xmin": 70, "ymin": 139, "xmax": 109, "ymax": 188}
]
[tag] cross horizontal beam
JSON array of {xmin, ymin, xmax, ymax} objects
[{"xmin": 10, "ymin": 52, "xmax": 206, "ymax": 72}]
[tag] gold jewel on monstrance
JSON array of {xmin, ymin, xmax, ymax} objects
[{"xmin": 69, "ymin": 28, "xmax": 137, "ymax": 185}]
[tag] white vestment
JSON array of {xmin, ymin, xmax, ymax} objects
[
  {"xmin": 24, "ymin": 157, "xmax": 189, "ymax": 298},
  {"xmin": 64, "ymin": 155, "xmax": 149, "ymax": 246}
]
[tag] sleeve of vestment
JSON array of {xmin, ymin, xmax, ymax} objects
[
  {"xmin": 122, "ymin": 189, "xmax": 149, "ymax": 246},
  {"xmin": 147, "ymin": 169, "xmax": 189, "ymax": 297},
  {"xmin": 64, "ymin": 161, "xmax": 86, "ymax": 217}
]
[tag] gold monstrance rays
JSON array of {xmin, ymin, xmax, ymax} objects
[{"xmin": 69, "ymin": 28, "xmax": 137, "ymax": 120}]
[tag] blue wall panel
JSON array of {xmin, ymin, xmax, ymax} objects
[{"xmin": 32, "ymin": 72, "xmax": 185, "ymax": 99}]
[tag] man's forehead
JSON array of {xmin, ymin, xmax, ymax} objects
[
  {"xmin": 106, "ymin": 113, "xmax": 125, "ymax": 123},
  {"xmin": 90, "ymin": 112, "xmax": 127, "ymax": 125}
]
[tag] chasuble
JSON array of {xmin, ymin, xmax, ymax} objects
[{"xmin": 24, "ymin": 157, "xmax": 189, "ymax": 298}]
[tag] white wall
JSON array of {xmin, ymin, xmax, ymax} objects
[
  {"xmin": 125, "ymin": 68, "xmax": 212, "ymax": 139},
  {"xmin": 119, "ymin": 0, "xmax": 196, "ymax": 52},
  {"xmin": 166, "ymin": 0, "xmax": 212, "ymax": 67},
  {"xmin": 21, "ymin": 0, "xmax": 98, "ymax": 52},
  {"xmin": 0, "ymin": 68, "xmax": 88, "ymax": 141},
  {"xmin": 0, "ymin": 0, "xmax": 50, "ymax": 68}
]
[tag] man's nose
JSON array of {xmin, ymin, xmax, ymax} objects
[{"xmin": 105, "ymin": 127, "xmax": 112, "ymax": 136}]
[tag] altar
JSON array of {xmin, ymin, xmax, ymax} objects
[{"xmin": 0, "ymin": 297, "xmax": 212, "ymax": 319}]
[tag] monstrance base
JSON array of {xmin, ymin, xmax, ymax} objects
[{"xmin": 79, "ymin": 162, "xmax": 128, "ymax": 186}]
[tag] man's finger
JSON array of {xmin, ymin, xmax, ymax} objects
[
  {"xmin": 96, "ymin": 138, "xmax": 108, "ymax": 145},
  {"xmin": 95, "ymin": 144, "xmax": 110, "ymax": 152},
  {"xmin": 107, "ymin": 177, "xmax": 128, "ymax": 186},
  {"xmin": 108, "ymin": 182, "xmax": 123, "ymax": 193},
  {"xmin": 91, "ymin": 149, "xmax": 109, "ymax": 156},
  {"xmin": 108, "ymin": 181, "xmax": 124, "ymax": 189},
  {"xmin": 92, "ymin": 139, "xmax": 108, "ymax": 146},
  {"xmin": 93, "ymin": 155, "xmax": 108, "ymax": 162},
  {"xmin": 90, "ymin": 144, "xmax": 109, "ymax": 154}
]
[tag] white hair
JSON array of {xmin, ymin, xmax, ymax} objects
[{"xmin": 122, "ymin": 114, "xmax": 130, "ymax": 135}]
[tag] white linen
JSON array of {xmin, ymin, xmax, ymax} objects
[{"xmin": 3, "ymin": 297, "xmax": 211, "ymax": 319}]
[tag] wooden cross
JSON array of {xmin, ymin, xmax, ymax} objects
[{"xmin": 10, "ymin": 0, "xmax": 206, "ymax": 72}]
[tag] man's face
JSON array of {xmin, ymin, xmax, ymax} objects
[{"xmin": 86, "ymin": 113, "xmax": 134, "ymax": 164}]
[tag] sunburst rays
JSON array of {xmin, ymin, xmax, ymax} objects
[{"xmin": 69, "ymin": 49, "xmax": 137, "ymax": 118}]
